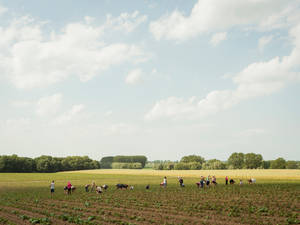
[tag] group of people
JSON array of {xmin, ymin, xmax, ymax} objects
[
  {"xmin": 225, "ymin": 176, "xmax": 256, "ymax": 185},
  {"xmin": 85, "ymin": 181, "xmax": 108, "ymax": 194},
  {"xmin": 50, "ymin": 180, "xmax": 75, "ymax": 196},
  {"xmin": 196, "ymin": 175, "xmax": 217, "ymax": 188},
  {"xmin": 49, "ymin": 175, "xmax": 256, "ymax": 196}
]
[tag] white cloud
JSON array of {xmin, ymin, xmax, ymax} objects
[
  {"xmin": 36, "ymin": 93, "xmax": 62, "ymax": 117},
  {"xmin": 149, "ymin": 0, "xmax": 298, "ymax": 41},
  {"xmin": 145, "ymin": 24, "xmax": 300, "ymax": 120},
  {"xmin": 258, "ymin": 35, "xmax": 273, "ymax": 52},
  {"xmin": 105, "ymin": 11, "xmax": 147, "ymax": 33},
  {"xmin": 210, "ymin": 32, "xmax": 227, "ymax": 46},
  {"xmin": 0, "ymin": 4, "xmax": 7, "ymax": 15},
  {"xmin": 125, "ymin": 68, "xmax": 143, "ymax": 85},
  {"xmin": 0, "ymin": 15, "xmax": 146, "ymax": 89},
  {"xmin": 53, "ymin": 104, "xmax": 85, "ymax": 125}
]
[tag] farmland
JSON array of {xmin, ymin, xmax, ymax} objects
[{"xmin": 0, "ymin": 170, "xmax": 299, "ymax": 225}]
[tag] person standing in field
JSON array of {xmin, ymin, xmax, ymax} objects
[
  {"xmin": 50, "ymin": 180, "xmax": 55, "ymax": 197},
  {"xmin": 178, "ymin": 176, "xmax": 184, "ymax": 187},
  {"xmin": 225, "ymin": 176, "xmax": 229, "ymax": 185},
  {"xmin": 212, "ymin": 176, "xmax": 217, "ymax": 185},
  {"xmin": 200, "ymin": 176, "xmax": 205, "ymax": 188},
  {"xmin": 163, "ymin": 176, "xmax": 167, "ymax": 188},
  {"xmin": 206, "ymin": 175, "xmax": 210, "ymax": 187},
  {"xmin": 67, "ymin": 181, "xmax": 72, "ymax": 195},
  {"xmin": 91, "ymin": 181, "xmax": 96, "ymax": 192}
]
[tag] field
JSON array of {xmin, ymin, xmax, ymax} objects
[{"xmin": 0, "ymin": 170, "xmax": 299, "ymax": 225}]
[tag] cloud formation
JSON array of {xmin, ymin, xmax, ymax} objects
[
  {"xmin": 53, "ymin": 104, "xmax": 85, "ymax": 125},
  {"xmin": 36, "ymin": 93, "xmax": 62, "ymax": 117},
  {"xmin": 0, "ymin": 4, "xmax": 7, "ymax": 15},
  {"xmin": 125, "ymin": 68, "xmax": 143, "ymax": 85},
  {"xmin": 0, "ymin": 15, "xmax": 146, "ymax": 89},
  {"xmin": 105, "ymin": 11, "xmax": 147, "ymax": 33},
  {"xmin": 210, "ymin": 32, "xmax": 227, "ymax": 46},
  {"xmin": 145, "ymin": 24, "xmax": 300, "ymax": 120},
  {"xmin": 149, "ymin": 0, "xmax": 298, "ymax": 41}
]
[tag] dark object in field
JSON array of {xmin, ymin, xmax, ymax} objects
[
  {"xmin": 196, "ymin": 182, "xmax": 203, "ymax": 188},
  {"xmin": 146, "ymin": 185, "xmax": 150, "ymax": 189},
  {"xmin": 96, "ymin": 186, "xmax": 102, "ymax": 194},
  {"xmin": 102, "ymin": 184, "xmax": 108, "ymax": 190},
  {"xmin": 85, "ymin": 184, "xmax": 90, "ymax": 192},
  {"xmin": 178, "ymin": 177, "xmax": 184, "ymax": 187},
  {"xmin": 248, "ymin": 178, "xmax": 256, "ymax": 184},
  {"xmin": 229, "ymin": 179, "xmax": 235, "ymax": 184},
  {"xmin": 71, "ymin": 186, "xmax": 76, "ymax": 192},
  {"xmin": 116, "ymin": 184, "xmax": 128, "ymax": 189}
]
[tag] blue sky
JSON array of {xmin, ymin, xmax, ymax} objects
[{"xmin": 0, "ymin": 0, "xmax": 299, "ymax": 161}]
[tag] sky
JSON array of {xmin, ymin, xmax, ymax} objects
[{"xmin": 0, "ymin": 0, "xmax": 300, "ymax": 161}]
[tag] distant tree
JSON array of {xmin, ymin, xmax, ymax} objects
[
  {"xmin": 244, "ymin": 153, "xmax": 263, "ymax": 169},
  {"xmin": 35, "ymin": 156, "xmax": 55, "ymax": 172},
  {"xmin": 270, "ymin": 157, "xmax": 286, "ymax": 169},
  {"xmin": 113, "ymin": 156, "xmax": 147, "ymax": 168},
  {"xmin": 100, "ymin": 156, "xmax": 114, "ymax": 169},
  {"xmin": 202, "ymin": 159, "xmax": 226, "ymax": 170},
  {"xmin": 180, "ymin": 155, "xmax": 205, "ymax": 164},
  {"xmin": 112, "ymin": 162, "xmax": 142, "ymax": 169},
  {"xmin": 286, "ymin": 161, "xmax": 298, "ymax": 169},
  {"xmin": 228, "ymin": 153, "xmax": 245, "ymax": 169},
  {"xmin": 261, "ymin": 160, "xmax": 271, "ymax": 169},
  {"xmin": 174, "ymin": 163, "xmax": 191, "ymax": 170},
  {"xmin": 154, "ymin": 163, "xmax": 164, "ymax": 170}
]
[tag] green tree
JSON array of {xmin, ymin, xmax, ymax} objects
[
  {"xmin": 244, "ymin": 153, "xmax": 263, "ymax": 169},
  {"xmin": 35, "ymin": 156, "xmax": 55, "ymax": 172},
  {"xmin": 286, "ymin": 161, "xmax": 298, "ymax": 169},
  {"xmin": 113, "ymin": 155, "xmax": 147, "ymax": 168},
  {"xmin": 202, "ymin": 159, "xmax": 226, "ymax": 170},
  {"xmin": 270, "ymin": 157, "xmax": 286, "ymax": 169},
  {"xmin": 180, "ymin": 155, "xmax": 205, "ymax": 164},
  {"xmin": 228, "ymin": 152, "xmax": 245, "ymax": 169},
  {"xmin": 100, "ymin": 156, "xmax": 114, "ymax": 169},
  {"xmin": 261, "ymin": 160, "xmax": 271, "ymax": 169}
]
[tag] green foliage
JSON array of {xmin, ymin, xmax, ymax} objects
[
  {"xmin": 100, "ymin": 156, "xmax": 114, "ymax": 169},
  {"xmin": 112, "ymin": 162, "xmax": 142, "ymax": 169},
  {"xmin": 228, "ymin": 152, "xmax": 245, "ymax": 169},
  {"xmin": 270, "ymin": 157, "xmax": 286, "ymax": 169},
  {"xmin": 202, "ymin": 159, "xmax": 227, "ymax": 170},
  {"xmin": 0, "ymin": 155, "xmax": 99, "ymax": 173},
  {"xmin": 0, "ymin": 155, "xmax": 35, "ymax": 172},
  {"xmin": 180, "ymin": 155, "xmax": 205, "ymax": 164},
  {"xmin": 244, "ymin": 153, "xmax": 263, "ymax": 169},
  {"xmin": 261, "ymin": 160, "xmax": 271, "ymax": 169},
  {"xmin": 113, "ymin": 155, "xmax": 147, "ymax": 168},
  {"xmin": 174, "ymin": 162, "xmax": 202, "ymax": 170},
  {"xmin": 285, "ymin": 161, "xmax": 299, "ymax": 169}
]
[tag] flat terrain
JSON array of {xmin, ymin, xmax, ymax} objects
[{"xmin": 0, "ymin": 170, "xmax": 299, "ymax": 225}]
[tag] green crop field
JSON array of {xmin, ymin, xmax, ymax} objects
[{"xmin": 0, "ymin": 170, "xmax": 299, "ymax": 225}]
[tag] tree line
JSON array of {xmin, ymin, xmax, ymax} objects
[
  {"xmin": 100, "ymin": 155, "xmax": 147, "ymax": 169},
  {"xmin": 0, "ymin": 155, "xmax": 100, "ymax": 172},
  {"xmin": 0, "ymin": 153, "xmax": 298, "ymax": 172},
  {"xmin": 150, "ymin": 153, "xmax": 300, "ymax": 170}
]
